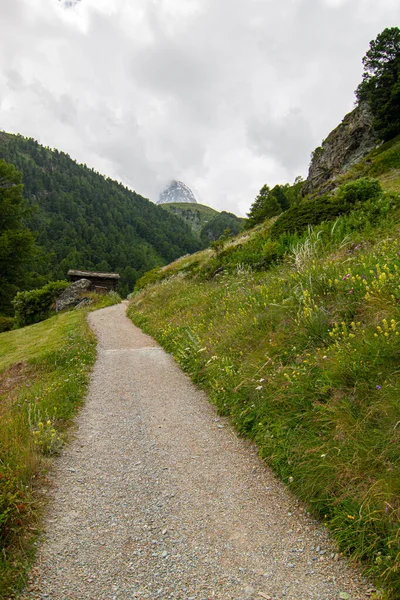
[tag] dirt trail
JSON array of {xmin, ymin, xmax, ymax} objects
[{"xmin": 23, "ymin": 303, "xmax": 370, "ymax": 600}]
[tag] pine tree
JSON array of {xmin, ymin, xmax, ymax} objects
[
  {"xmin": 356, "ymin": 27, "xmax": 400, "ymax": 141},
  {"xmin": 0, "ymin": 160, "xmax": 37, "ymax": 314}
]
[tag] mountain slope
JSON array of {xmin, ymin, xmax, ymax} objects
[
  {"xmin": 0, "ymin": 133, "xmax": 201, "ymax": 296},
  {"xmin": 159, "ymin": 202, "xmax": 217, "ymax": 235},
  {"xmin": 160, "ymin": 202, "xmax": 243, "ymax": 243}
]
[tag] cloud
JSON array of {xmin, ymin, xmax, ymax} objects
[
  {"xmin": 247, "ymin": 107, "xmax": 314, "ymax": 172},
  {"xmin": 0, "ymin": 0, "xmax": 399, "ymax": 216}
]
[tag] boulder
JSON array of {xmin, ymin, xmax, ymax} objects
[
  {"xmin": 74, "ymin": 297, "xmax": 93, "ymax": 310},
  {"xmin": 55, "ymin": 279, "xmax": 92, "ymax": 312},
  {"xmin": 303, "ymin": 102, "xmax": 378, "ymax": 196}
]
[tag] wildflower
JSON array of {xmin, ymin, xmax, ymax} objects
[
  {"xmin": 256, "ymin": 385, "xmax": 263, "ymax": 391},
  {"xmin": 347, "ymin": 515, "xmax": 355, "ymax": 520},
  {"xmin": 376, "ymin": 385, "xmax": 382, "ymax": 390}
]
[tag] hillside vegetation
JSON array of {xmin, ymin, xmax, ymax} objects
[
  {"xmin": 0, "ymin": 132, "xmax": 201, "ymax": 300},
  {"xmin": 160, "ymin": 202, "xmax": 218, "ymax": 236},
  {"xmin": 128, "ymin": 137, "xmax": 400, "ymax": 598},
  {"xmin": 160, "ymin": 202, "xmax": 244, "ymax": 244},
  {"xmin": 0, "ymin": 294, "xmax": 121, "ymax": 597}
]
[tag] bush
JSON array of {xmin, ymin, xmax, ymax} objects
[
  {"xmin": 270, "ymin": 178, "xmax": 382, "ymax": 239},
  {"xmin": 13, "ymin": 281, "xmax": 69, "ymax": 327},
  {"xmin": 0, "ymin": 317, "xmax": 15, "ymax": 333},
  {"xmin": 336, "ymin": 177, "xmax": 382, "ymax": 204},
  {"xmin": 134, "ymin": 268, "xmax": 167, "ymax": 292}
]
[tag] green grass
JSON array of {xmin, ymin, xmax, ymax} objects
[
  {"xmin": 0, "ymin": 294, "xmax": 120, "ymax": 598},
  {"xmin": 128, "ymin": 203, "xmax": 400, "ymax": 598}
]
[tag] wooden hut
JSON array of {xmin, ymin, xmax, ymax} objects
[{"xmin": 67, "ymin": 270, "xmax": 120, "ymax": 293}]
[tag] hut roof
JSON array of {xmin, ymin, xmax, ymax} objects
[{"xmin": 67, "ymin": 269, "xmax": 120, "ymax": 280}]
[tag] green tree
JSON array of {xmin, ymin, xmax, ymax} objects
[
  {"xmin": 246, "ymin": 185, "xmax": 283, "ymax": 228},
  {"xmin": 0, "ymin": 159, "xmax": 37, "ymax": 314},
  {"xmin": 270, "ymin": 184, "xmax": 290, "ymax": 211},
  {"xmin": 200, "ymin": 211, "xmax": 243, "ymax": 245},
  {"xmin": 356, "ymin": 27, "xmax": 400, "ymax": 141}
]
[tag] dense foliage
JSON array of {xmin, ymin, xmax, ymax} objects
[
  {"xmin": 0, "ymin": 132, "xmax": 201, "ymax": 301},
  {"xmin": 356, "ymin": 27, "xmax": 400, "ymax": 141},
  {"xmin": 13, "ymin": 280, "xmax": 69, "ymax": 327},
  {"xmin": 246, "ymin": 180, "xmax": 304, "ymax": 228},
  {"xmin": 199, "ymin": 210, "xmax": 243, "ymax": 244},
  {"xmin": 270, "ymin": 177, "xmax": 382, "ymax": 239},
  {"xmin": 0, "ymin": 160, "xmax": 37, "ymax": 315}
]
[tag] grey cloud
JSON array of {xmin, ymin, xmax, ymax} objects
[
  {"xmin": 0, "ymin": 0, "xmax": 400, "ymax": 217},
  {"xmin": 247, "ymin": 107, "xmax": 315, "ymax": 172}
]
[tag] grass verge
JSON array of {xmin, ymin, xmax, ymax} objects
[
  {"xmin": 0, "ymin": 295, "xmax": 119, "ymax": 598},
  {"xmin": 128, "ymin": 216, "xmax": 400, "ymax": 598}
]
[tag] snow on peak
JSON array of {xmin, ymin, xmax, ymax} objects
[{"xmin": 157, "ymin": 180, "xmax": 198, "ymax": 205}]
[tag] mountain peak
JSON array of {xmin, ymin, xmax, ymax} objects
[{"xmin": 157, "ymin": 180, "xmax": 198, "ymax": 205}]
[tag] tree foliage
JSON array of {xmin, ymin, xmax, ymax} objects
[
  {"xmin": 246, "ymin": 185, "xmax": 280, "ymax": 228},
  {"xmin": 13, "ymin": 280, "xmax": 69, "ymax": 327},
  {"xmin": 0, "ymin": 133, "xmax": 202, "ymax": 301},
  {"xmin": 246, "ymin": 180, "xmax": 304, "ymax": 229},
  {"xmin": 270, "ymin": 177, "xmax": 383, "ymax": 239},
  {"xmin": 356, "ymin": 27, "xmax": 400, "ymax": 141},
  {"xmin": 0, "ymin": 159, "xmax": 36, "ymax": 314},
  {"xmin": 200, "ymin": 211, "xmax": 243, "ymax": 244}
]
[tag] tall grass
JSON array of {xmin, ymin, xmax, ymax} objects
[
  {"xmin": 0, "ymin": 295, "xmax": 119, "ymax": 597},
  {"xmin": 128, "ymin": 213, "xmax": 400, "ymax": 598}
]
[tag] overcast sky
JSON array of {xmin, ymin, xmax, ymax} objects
[{"xmin": 1, "ymin": 0, "xmax": 399, "ymax": 216}]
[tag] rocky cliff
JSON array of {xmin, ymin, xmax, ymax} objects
[{"xmin": 303, "ymin": 102, "xmax": 378, "ymax": 196}]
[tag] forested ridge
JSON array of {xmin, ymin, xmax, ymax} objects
[{"xmin": 0, "ymin": 132, "xmax": 201, "ymax": 297}]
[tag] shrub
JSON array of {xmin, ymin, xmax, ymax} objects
[
  {"xmin": 336, "ymin": 177, "xmax": 382, "ymax": 204},
  {"xmin": 13, "ymin": 281, "xmax": 69, "ymax": 327},
  {"xmin": 0, "ymin": 317, "xmax": 15, "ymax": 333},
  {"xmin": 134, "ymin": 268, "xmax": 167, "ymax": 292},
  {"xmin": 271, "ymin": 178, "xmax": 383, "ymax": 239}
]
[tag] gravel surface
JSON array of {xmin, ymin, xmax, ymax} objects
[{"xmin": 22, "ymin": 303, "xmax": 372, "ymax": 600}]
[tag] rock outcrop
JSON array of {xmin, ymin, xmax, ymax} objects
[
  {"xmin": 303, "ymin": 102, "xmax": 378, "ymax": 196},
  {"xmin": 55, "ymin": 279, "xmax": 92, "ymax": 312},
  {"xmin": 157, "ymin": 181, "xmax": 198, "ymax": 205}
]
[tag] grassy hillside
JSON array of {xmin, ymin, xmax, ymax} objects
[
  {"xmin": 0, "ymin": 132, "xmax": 202, "ymax": 300},
  {"xmin": 160, "ymin": 202, "xmax": 218, "ymax": 236},
  {"xmin": 128, "ymin": 139, "xmax": 400, "ymax": 598},
  {"xmin": 160, "ymin": 202, "xmax": 243, "ymax": 244},
  {"xmin": 0, "ymin": 295, "xmax": 119, "ymax": 597}
]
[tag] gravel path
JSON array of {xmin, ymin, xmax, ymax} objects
[{"xmin": 23, "ymin": 303, "xmax": 371, "ymax": 600}]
